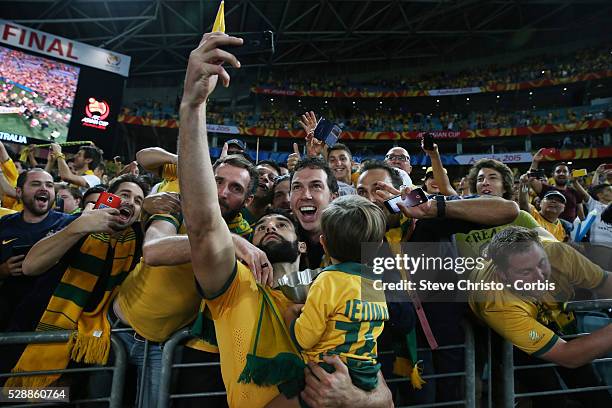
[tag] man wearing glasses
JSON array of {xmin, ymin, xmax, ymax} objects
[{"xmin": 384, "ymin": 147, "xmax": 413, "ymax": 187}]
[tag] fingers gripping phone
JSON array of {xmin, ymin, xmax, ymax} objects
[
  {"xmin": 383, "ymin": 188, "xmax": 428, "ymax": 214},
  {"xmin": 313, "ymin": 118, "xmax": 342, "ymax": 147},
  {"xmin": 422, "ymin": 133, "xmax": 435, "ymax": 150},
  {"xmin": 94, "ymin": 192, "xmax": 121, "ymax": 209},
  {"xmin": 221, "ymin": 31, "xmax": 275, "ymax": 57},
  {"xmin": 528, "ymin": 169, "xmax": 546, "ymax": 178}
]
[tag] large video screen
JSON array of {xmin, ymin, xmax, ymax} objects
[{"xmin": 0, "ymin": 45, "xmax": 79, "ymax": 143}]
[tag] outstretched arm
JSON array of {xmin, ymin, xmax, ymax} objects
[
  {"xmin": 136, "ymin": 147, "xmax": 178, "ymax": 172},
  {"xmin": 178, "ymin": 32, "xmax": 243, "ymax": 297},
  {"xmin": 423, "ymin": 141, "xmax": 457, "ymax": 196}
]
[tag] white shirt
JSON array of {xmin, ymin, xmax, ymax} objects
[
  {"xmin": 586, "ymin": 196, "xmax": 612, "ymax": 244},
  {"xmin": 82, "ymin": 174, "xmax": 101, "ymax": 189},
  {"xmin": 396, "ymin": 168, "xmax": 414, "ymax": 188}
]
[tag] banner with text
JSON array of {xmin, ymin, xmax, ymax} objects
[{"xmin": 0, "ymin": 20, "xmax": 130, "ymax": 76}]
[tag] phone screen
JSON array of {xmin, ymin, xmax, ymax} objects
[{"xmin": 383, "ymin": 188, "xmax": 428, "ymax": 213}]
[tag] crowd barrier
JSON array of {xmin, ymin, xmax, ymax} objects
[
  {"xmin": 500, "ymin": 299, "xmax": 612, "ymax": 408},
  {"xmin": 0, "ymin": 330, "xmax": 127, "ymax": 408},
  {"xmin": 1, "ymin": 307, "xmax": 608, "ymax": 407}
]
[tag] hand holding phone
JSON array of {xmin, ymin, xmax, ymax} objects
[
  {"xmin": 421, "ymin": 133, "xmax": 435, "ymax": 151},
  {"xmin": 527, "ymin": 169, "xmax": 545, "ymax": 179},
  {"xmin": 94, "ymin": 192, "xmax": 121, "ymax": 209},
  {"xmin": 313, "ymin": 118, "xmax": 341, "ymax": 147},
  {"xmin": 383, "ymin": 188, "xmax": 428, "ymax": 214}
]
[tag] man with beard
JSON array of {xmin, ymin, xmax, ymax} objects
[
  {"xmin": 178, "ymin": 31, "xmax": 392, "ymax": 408},
  {"xmin": 470, "ymin": 226, "xmax": 612, "ymax": 407},
  {"xmin": 242, "ymin": 160, "xmax": 281, "ymax": 224},
  {"xmin": 529, "ymin": 149, "xmax": 586, "ymax": 222},
  {"xmin": 0, "ymin": 168, "xmax": 77, "ymax": 331},
  {"xmin": 214, "ymin": 154, "xmax": 260, "ymax": 237},
  {"xmin": 2, "ymin": 174, "xmax": 148, "ymax": 389}
]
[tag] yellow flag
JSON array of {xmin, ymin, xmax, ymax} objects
[{"xmin": 212, "ymin": 1, "xmax": 225, "ymax": 33}]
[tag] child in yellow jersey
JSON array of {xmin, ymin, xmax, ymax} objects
[{"xmin": 284, "ymin": 195, "xmax": 389, "ymax": 398}]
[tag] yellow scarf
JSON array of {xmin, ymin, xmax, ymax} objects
[{"xmin": 6, "ymin": 229, "xmax": 139, "ymax": 388}]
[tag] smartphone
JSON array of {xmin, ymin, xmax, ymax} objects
[
  {"xmin": 572, "ymin": 169, "xmax": 587, "ymax": 177},
  {"xmin": 541, "ymin": 148, "xmax": 556, "ymax": 156},
  {"xmin": 528, "ymin": 169, "xmax": 546, "ymax": 178},
  {"xmin": 383, "ymin": 188, "xmax": 428, "ymax": 214},
  {"xmin": 94, "ymin": 192, "xmax": 121, "ymax": 209},
  {"xmin": 11, "ymin": 244, "xmax": 32, "ymax": 257},
  {"xmin": 222, "ymin": 31, "xmax": 274, "ymax": 57},
  {"xmin": 422, "ymin": 133, "xmax": 435, "ymax": 150},
  {"xmin": 313, "ymin": 118, "xmax": 341, "ymax": 147},
  {"xmin": 55, "ymin": 196, "xmax": 65, "ymax": 213}
]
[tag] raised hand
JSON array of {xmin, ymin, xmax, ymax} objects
[
  {"xmin": 181, "ymin": 32, "xmax": 243, "ymax": 108},
  {"xmin": 298, "ymin": 111, "xmax": 318, "ymax": 136},
  {"xmin": 287, "ymin": 142, "xmax": 301, "ymax": 171}
]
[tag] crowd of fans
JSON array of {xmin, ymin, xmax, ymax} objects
[
  {"xmin": 0, "ymin": 33, "xmax": 611, "ymax": 408},
  {"xmin": 122, "ymin": 99, "xmax": 612, "ymax": 135},
  {"xmin": 0, "ymin": 47, "xmax": 79, "ymax": 111},
  {"xmin": 257, "ymin": 46, "xmax": 612, "ymax": 93}
]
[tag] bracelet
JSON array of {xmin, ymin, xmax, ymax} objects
[
  {"xmin": 55, "ymin": 153, "xmax": 66, "ymax": 160},
  {"xmin": 435, "ymin": 195, "xmax": 446, "ymax": 218}
]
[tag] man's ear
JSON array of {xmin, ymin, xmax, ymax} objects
[
  {"xmin": 15, "ymin": 187, "xmax": 23, "ymax": 203},
  {"xmin": 298, "ymin": 241, "xmax": 307, "ymax": 254},
  {"xmin": 244, "ymin": 194, "xmax": 254, "ymax": 208}
]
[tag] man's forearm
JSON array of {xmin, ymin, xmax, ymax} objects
[
  {"xmin": 0, "ymin": 172, "xmax": 16, "ymax": 198},
  {"xmin": 22, "ymin": 221, "xmax": 87, "ymax": 276},
  {"xmin": 57, "ymin": 158, "xmax": 87, "ymax": 187},
  {"xmin": 518, "ymin": 185, "xmax": 530, "ymax": 212},
  {"xmin": 178, "ymin": 103, "xmax": 235, "ymax": 296},
  {"xmin": 142, "ymin": 235, "xmax": 191, "ymax": 266},
  {"xmin": 136, "ymin": 147, "xmax": 177, "ymax": 171},
  {"xmin": 446, "ymin": 197, "xmax": 519, "ymax": 225},
  {"xmin": 178, "ymin": 106, "xmax": 223, "ymax": 233},
  {"xmin": 547, "ymin": 325, "xmax": 612, "ymax": 368},
  {"xmin": 348, "ymin": 372, "xmax": 393, "ymax": 408},
  {"xmin": 429, "ymin": 151, "xmax": 457, "ymax": 196}
]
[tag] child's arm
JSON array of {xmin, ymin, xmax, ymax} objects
[{"xmin": 289, "ymin": 278, "xmax": 333, "ymax": 351}]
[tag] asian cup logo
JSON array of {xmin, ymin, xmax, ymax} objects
[
  {"xmin": 107, "ymin": 53, "xmax": 121, "ymax": 66},
  {"xmin": 82, "ymin": 97, "xmax": 110, "ymax": 130}
]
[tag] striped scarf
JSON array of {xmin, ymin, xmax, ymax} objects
[{"xmin": 6, "ymin": 228, "xmax": 140, "ymax": 388}]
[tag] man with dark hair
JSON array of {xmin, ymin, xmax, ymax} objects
[
  {"xmin": 585, "ymin": 183, "xmax": 612, "ymax": 245},
  {"xmin": 272, "ymin": 174, "xmax": 291, "ymax": 210},
  {"xmin": 529, "ymin": 150, "xmax": 586, "ymax": 222},
  {"xmin": 242, "ymin": 160, "xmax": 281, "ymax": 224},
  {"xmin": 0, "ymin": 168, "xmax": 77, "ymax": 331},
  {"xmin": 327, "ymin": 143, "xmax": 356, "ymax": 195},
  {"xmin": 466, "ymin": 158, "xmax": 514, "ymax": 200},
  {"xmin": 81, "ymin": 185, "xmax": 107, "ymax": 209},
  {"xmin": 178, "ymin": 32, "xmax": 392, "ymax": 407},
  {"xmin": 290, "ymin": 156, "xmax": 339, "ymax": 268},
  {"xmin": 48, "ymin": 143, "xmax": 103, "ymax": 190},
  {"xmin": 470, "ymin": 226, "xmax": 612, "ymax": 407},
  {"xmin": 56, "ymin": 186, "xmax": 82, "ymax": 214},
  {"xmin": 3, "ymin": 174, "xmax": 149, "ymax": 389}
]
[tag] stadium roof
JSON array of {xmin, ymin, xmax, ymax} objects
[{"xmin": 3, "ymin": 0, "xmax": 612, "ymax": 84}]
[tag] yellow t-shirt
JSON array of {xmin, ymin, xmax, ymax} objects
[
  {"xmin": 206, "ymin": 261, "xmax": 294, "ymax": 407},
  {"xmin": 1, "ymin": 158, "xmax": 19, "ymax": 210},
  {"xmin": 529, "ymin": 206, "xmax": 566, "ymax": 242},
  {"xmin": 291, "ymin": 262, "xmax": 388, "ymax": 365},
  {"xmin": 469, "ymin": 241, "xmax": 607, "ymax": 357},
  {"xmin": 157, "ymin": 163, "xmax": 179, "ymax": 193},
  {"xmin": 116, "ymin": 214, "xmax": 206, "ymax": 344},
  {"xmin": 0, "ymin": 207, "xmax": 16, "ymax": 218}
]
